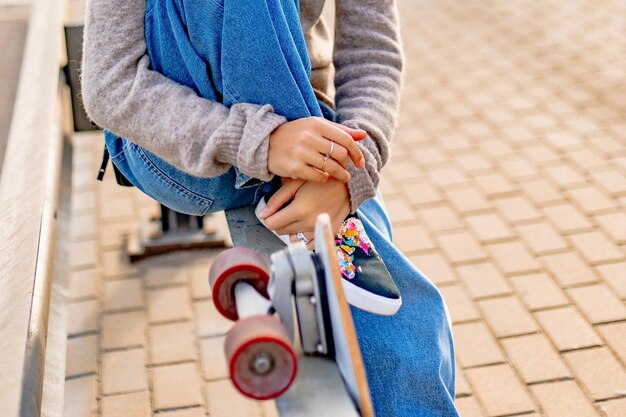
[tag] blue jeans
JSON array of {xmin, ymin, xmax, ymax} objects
[{"xmin": 106, "ymin": 1, "xmax": 458, "ymax": 415}]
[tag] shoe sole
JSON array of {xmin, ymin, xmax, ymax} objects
[{"xmin": 342, "ymin": 279, "xmax": 402, "ymax": 316}]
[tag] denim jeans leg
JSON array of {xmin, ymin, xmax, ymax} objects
[
  {"xmin": 355, "ymin": 196, "xmax": 458, "ymax": 417},
  {"xmin": 105, "ymin": 133, "xmax": 270, "ymax": 216}
]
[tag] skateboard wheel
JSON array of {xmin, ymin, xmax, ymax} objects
[
  {"xmin": 209, "ymin": 248, "xmax": 269, "ymax": 320},
  {"xmin": 225, "ymin": 315, "xmax": 297, "ymax": 400}
]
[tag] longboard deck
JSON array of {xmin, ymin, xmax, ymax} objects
[{"xmin": 225, "ymin": 206, "xmax": 373, "ymax": 417}]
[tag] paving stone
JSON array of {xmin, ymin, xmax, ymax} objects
[
  {"xmin": 99, "ymin": 220, "xmax": 133, "ymax": 249},
  {"xmin": 101, "ymin": 391, "xmax": 150, "ymax": 417},
  {"xmin": 63, "ymin": 375, "xmax": 97, "ymax": 417},
  {"xmin": 101, "ymin": 249, "xmax": 140, "ymax": 279},
  {"xmin": 455, "ymin": 396, "xmax": 486, "ymax": 417},
  {"xmin": 569, "ymin": 231, "xmax": 624, "ymax": 264},
  {"xmin": 71, "ymin": 213, "xmax": 97, "ymax": 240},
  {"xmin": 417, "ymin": 204, "xmax": 463, "ymax": 232},
  {"xmin": 493, "ymin": 195, "xmax": 542, "ymax": 223},
  {"xmin": 596, "ymin": 322, "xmax": 626, "ymax": 365},
  {"xmin": 436, "ymin": 231, "xmax": 486, "ymax": 264},
  {"xmin": 567, "ymin": 148, "xmax": 606, "ymax": 172},
  {"xmin": 567, "ymin": 284, "xmax": 626, "ymax": 324},
  {"xmin": 455, "ymin": 151, "xmax": 493, "ymax": 172},
  {"xmin": 200, "ymin": 336, "xmax": 228, "ymax": 381},
  {"xmin": 439, "ymin": 285, "xmax": 481, "ymax": 323},
  {"xmin": 189, "ymin": 261, "xmax": 213, "ymax": 299},
  {"xmin": 386, "ymin": 197, "xmax": 418, "ymax": 224},
  {"xmin": 66, "ymin": 335, "xmax": 98, "ymax": 378},
  {"xmin": 499, "ymin": 156, "xmax": 536, "ymax": 179},
  {"xmin": 590, "ymin": 169, "xmax": 626, "ymax": 196},
  {"xmin": 101, "ymin": 348, "xmax": 148, "ymax": 395},
  {"xmin": 99, "ymin": 196, "xmax": 135, "ymax": 222},
  {"xmin": 194, "ymin": 300, "xmax": 232, "ymax": 337},
  {"xmin": 67, "ymin": 299, "xmax": 99, "ymax": 336},
  {"xmin": 478, "ymin": 296, "xmax": 537, "ymax": 338},
  {"xmin": 516, "ymin": 222, "xmax": 569, "ymax": 255},
  {"xmin": 522, "ymin": 144, "xmax": 561, "ymax": 165},
  {"xmin": 541, "ymin": 251, "xmax": 599, "ymax": 287},
  {"xmin": 152, "ymin": 363, "xmax": 204, "ymax": 410},
  {"xmin": 465, "ymin": 213, "xmax": 514, "ymax": 243},
  {"xmin": 70, "ymin": 240, "xmax": 98, "ymax": 269},
  {"xmin": 147, "ymin": 286, "xmax": 192, "ymax": 324},
  {"xmin": 456, "ymin": 364, "xmax": 472, "ymax": 397},
  {"xmin": 103, "ymin": 278, "xmax": 145, "ymax": 311},
  {"xmin": 473, "ymin": 172, "xmax": 517, "ymax": 197},
  {"xmin": 564, "ymin": 347, "xmax": 626, "ymax": 401},
  {"xmin": 453, "ymin": 322, "xmax": 505, "ymax": 368},
  {"xmin": 414, "ymin": 147, "xmax": 449, "ymax": 166},
  {"xmin": 567, "ymin": 187, "xmax": 617, "ymax": 214},
  {"xmin": 444, "ymin": 186, "xmax": 490, "ymax": 213},
  {"xmin": 400, "ymin": 180, "xmax": 443, "ymax": 206},
  {"xmin": 501, "ymin": 333, "xmax": 571, "ymax": 384},
  {"xmin": 544, "ymin": 163, "xmax": 587, "ymax": 188},
  {"xmin": 595, "ymin": 262, "xmax": 626, "ymax": 299},
  {"xmin": 261, "ymin": 401, "xmax": 280, "ymax": 417},
  {"xmin": 598, "ymin": 398, "xmax": 626, "ymax": 417},
  {"xmin": 543, "ymin": 204, "xmax": 594, "ymax": 234},
  {"xmin": 205, "ymin": 380, "xmax": 263, "ymax": 417},
  {"xmin": 68, "ymin": 268, "xmax": 99, "ymax": 300},
  {"xmin": 393, "ymin": 223, "xmax": 436, "ymax": 253},
  {"xmin": 144, "ymin": 264, "xmax": 189, "ymax": 288},
  {"xmin": 150, "ymin": 321, "xmax": 197, "ymax": 364},
  {"xmin": 428, "ymin": 166, "xmax": 468, "ymax": 188},
  {"xmin": 530, "ymin": 380, "xmax": 601, "ymax": 417},
  {"xmin": 486, "ymin": 241, "xmax": 541, "ymax": 275},
  {"xmin": 408, "ymin": 252, "xmax": 457, "ymax": 285},
  {"xmin": 386, "ymin": 159, "xmax": 424, "ymax": 181},
  {"xmin": 594, "ymin": 212, "xmax": 626, "ymax": 243},
  {"xmin": 509, "ymin": 273, "xmax": 569, "ymax": 311},
  {"xmin": 456, "ymin": 262, "xmax": 512, "ymax": 299},
  {"xmin": 535, "ymin": 306, "xmax": 602, "ymax": 351},
  {"xmin": 159, "ymin": 407, "xmax": 207, "ymax": 417},
  {"xmin": 520, "ymin": 178, "xmax": 564, "ymax": 206},
  {"xmin": 465, "ymin": 364, "xmax": 535, "ymax": 416},
  {"xmin": 71, "ymin": 190, "xmax": 97, "ymax": 214},
  {"xmin": 102, "ymin": 311, "xmax": 147, "ymax": 350}
]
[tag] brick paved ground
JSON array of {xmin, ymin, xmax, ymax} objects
[{"xmin": 63, "ymin": 0, "xmax": 626, "ymax": 416}]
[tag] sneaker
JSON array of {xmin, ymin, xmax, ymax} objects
[
  {"xmin": 334, "ymin": 216, "xmax": 401, "ymax": 316},
  {"xmin": 255, "ymin": 198, "xmax": 402, "ymax": 316}
]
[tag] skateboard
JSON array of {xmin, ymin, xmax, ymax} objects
[{"xmin": 208, "ymin": 206, "xmax": 374, "ymax": 417}]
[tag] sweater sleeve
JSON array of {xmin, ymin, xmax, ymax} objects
[
  {"xmin": 81, "ymin": 0, "xmax": 286, "ymax": 180},
  {"xmin": 333, "ymin": 0, "xmax": 404, "ymax": 212}
]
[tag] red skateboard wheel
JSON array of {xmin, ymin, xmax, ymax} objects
[
  {"xmin": 208, "ymin": 248, "xmax": 269, "ymax": 320},
  {"xmin": 225, "ymin": 315, "xmax": 297, "ymax": 400}
]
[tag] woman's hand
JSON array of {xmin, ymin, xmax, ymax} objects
[
  {"xmin": 259, "ymin": 178, "xmax": 351, "ymax": 249},
  {"xmin": 268, "ymin": 117, "xmax": 367, "ymax": 183}
]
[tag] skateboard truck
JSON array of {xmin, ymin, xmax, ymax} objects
[{"xmin": 209, "ymin": 213, "xmax": 373, "ymax": 416}]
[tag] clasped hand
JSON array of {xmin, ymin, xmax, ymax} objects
[{"xmin": 260, "ymin": 117, "xmax": 367, "ymax": 246}]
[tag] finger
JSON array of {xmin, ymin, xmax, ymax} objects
[
  {"xmin": 298, "ymin": 165, "xmax": 330, "ymax": 183},
  {"xmin": 264, "ymin": 203, "xmax": 301, "ymax": 231},
  {"xmin": 260, "ymin": 179, "xmax": 304, "ymax": 219},
  {"xmin": 317, "ymin": 122, "xmax": 365, "ymax": 168},
  {"xmin": 312, "ymin": 137, "xmax": 349, "ymax": 168},
  {"xmin": 328, "ymin": 121, "xmax": 368, "ymax": 140},
  {"xmin": 289, "ymin": 232, "xmax": 314, "ymax": 244},
  {"xmin": 319, "ymin": 157, "xmax": 351, "ymax": 183},
  {"xmin": 276, "ymin": 221, "xmax": 312, "ymax": 236}
]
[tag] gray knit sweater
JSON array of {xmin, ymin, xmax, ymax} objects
[{"xmin": 82, "ymin": 0, "xmax": 403, "ymax": 212}]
